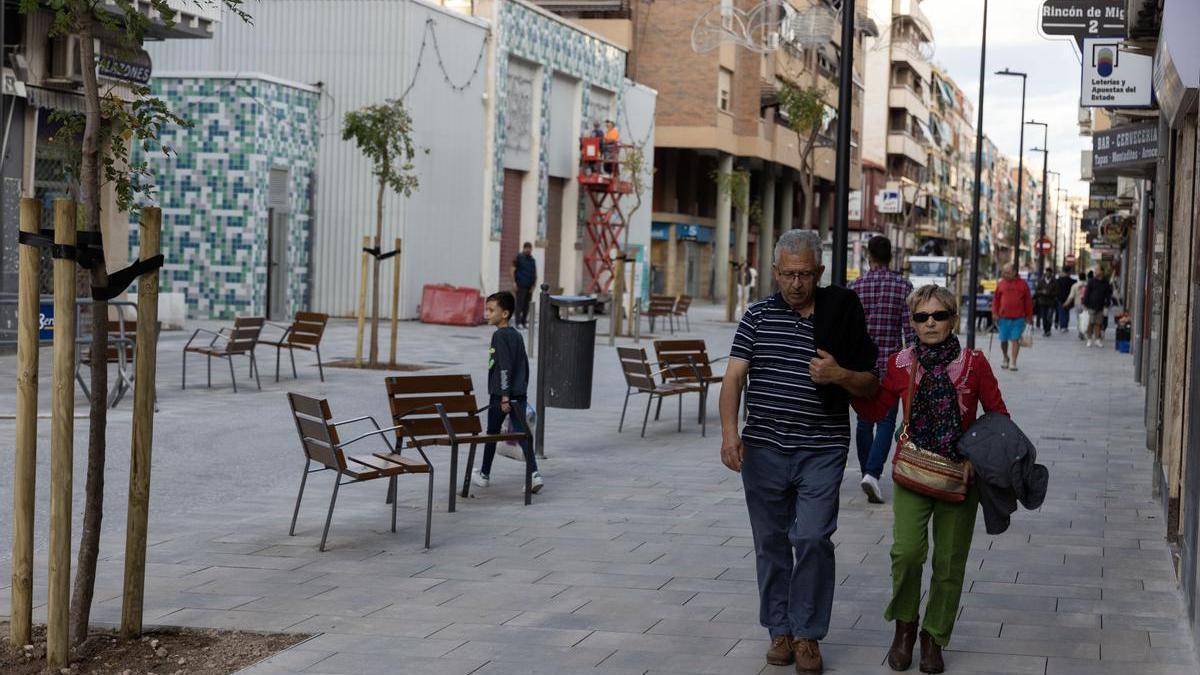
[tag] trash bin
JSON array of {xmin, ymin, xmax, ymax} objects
[{"xmin": 537, "ymin": 292, "xmax": 597, "ymax": 409}]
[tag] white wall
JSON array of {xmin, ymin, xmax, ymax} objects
[{"xmin": 147, "ymin": 0, "xmax": 490, "ymax": 318}]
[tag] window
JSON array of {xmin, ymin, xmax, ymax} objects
[{"xmin": 718, "ymin": 68, "xmax": 732, "ymax": 112}]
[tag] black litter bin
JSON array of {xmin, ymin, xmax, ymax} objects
[{"xmin": 534, "ymin": 288, "xmax": 597, "ymax": 457}]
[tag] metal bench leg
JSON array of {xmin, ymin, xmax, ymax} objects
[
  {"xmin": 227, "ymin": 356, "xmax": 238, "ymax": 393},
  {"xmin": 252, "ymin": 353, "xmax": 261, "ymax": 390},
  {"xmin": 319, "ymin": 477, "xmax": 342, "ymax": 552},
  {"xmin": 641, "ymin": 395, "xmax": 654, "ymax": 438},
  {"xmin": 618, "ymin": 387, "xmax": 632, "ymax": 433},
  {"xmin": 289, "ymin": 346, "xmax": 298, "ymax": 379},
  {"xmin": 386, "ymin": 476, "xmax": 396, "ymax": 504},
  {"xmin": 207, "ymin": 354, "xmax": 212, "ymax": 388},
  {"xmin": 677, "ymin": 394, "xmax": 683, "ymax": 432},
  {"xmin": 448, "ymin": 442, "xmax": 459, "ymax": 513},
  {"xmin": 424, "ymin": 468, "xmax": 434, "ymax": 549},
  {"xmin": 181, "ymin": 350, "xmax": 187, "ymax": 390},
  {"xmin": 316, "ymin": 347, "xmax": 325, "ymax": 382},
  {"xmin": 461, "ymin": 443, "xmax": 478, "ymax": 499},
  {"xmin": 390, "ymin": 476, "xmax": 398, "ymax": 533},
  {"xmin": 289, "ymin": 460, "xmax": 311, "ymax": 535},
  {"xmin": 274, "ymin": 344, "xmax": 282, "ymax": 382},
  {"xmin": 654, "ymin": 396, "xmax": 663, "ymax": 421}
]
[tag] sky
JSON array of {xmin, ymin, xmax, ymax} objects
[{"xmin": 915, "ymin": 0, "xmax": 1090, "ymax": 199}]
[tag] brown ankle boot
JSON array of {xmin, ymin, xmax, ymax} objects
[
  {"xmin": 887, "ymin": 619, "xmax": 918, "ymax": 671},
  {"xmin": 793, "ymin": 638, "xmax": 823, "ymax": 674},
  {"xmin": 766, "ymin": 635, "xmax": 795, "ymax": 666},
  {"xmin": 918, "ymin": 630, "xmax": 944, "ymax": 674}
]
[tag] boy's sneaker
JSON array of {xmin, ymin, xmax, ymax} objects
[
  {"xmin": 860, "ymin": 475, "xmax": 884, "ymax": 504},
  {"xmin": 530, "ymin": 471, "xmax": 544, "ymax": 494},
  {"xmin": 472, "ymin": 470, "xmax": 490, "ymax": 488}
]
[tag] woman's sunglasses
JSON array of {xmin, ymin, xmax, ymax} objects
[{"xmin": 912, "ymin": 311, "xmax": 953, "ymax": 323}]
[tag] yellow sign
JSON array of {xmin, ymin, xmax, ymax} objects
[
  {"xmin": 847, "ymin": 268, "xmax": 861, "ymax": 282},
  {"xmin": 981, "ymin": 279, "xmax": 997, "ymax": 292}
]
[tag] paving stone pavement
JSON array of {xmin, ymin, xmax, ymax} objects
[{"xmin": 1, "ymin": 302, "xmax": 1198, "ymax": 674}]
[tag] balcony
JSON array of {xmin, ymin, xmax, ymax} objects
[
  {"xmin": 891, "ymin": 40, "xmax": 932, "ymax": 82},
  {"xmin": 888, "ymin": 86, "xmax": 928, "ymax": 120},
  {"xmin": 887, "ymin": 132, "xmax": 929, "ymax": 166},
  {"xmin": 532, "ymin": 0, "xmax": 627, "ymax": 12},
  {"xmin": 893, "ymin": 0, "xmax": 934, "ymax": 42}
]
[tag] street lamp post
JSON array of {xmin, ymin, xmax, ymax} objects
[
  {"xmin": 995, "ymin": 69, "xmax": 1027, "ymax": 271},
  {"xmin": 1027, "ymin": 120, "xmax": 1048, "ymax": 274},
  {"xmin": 831, "ymin": 0, "xmax": 856, "ymax": 287},
  {"xmin": 966, "ymin": 0, "xmax": 990, "ymax": 349}
]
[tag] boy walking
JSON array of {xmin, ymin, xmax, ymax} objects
[{"xmin": 473, "ymin": 291, "xmax": 544, "ymax": 492}]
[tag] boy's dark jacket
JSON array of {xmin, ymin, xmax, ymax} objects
[{"xmin": 489, "ymin": 326, "xmax": 529, "ymax": 397}]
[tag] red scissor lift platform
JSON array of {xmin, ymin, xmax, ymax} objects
[{"xmin": 578, "ymin": 137, "xmax": 632, "ymax": 294}]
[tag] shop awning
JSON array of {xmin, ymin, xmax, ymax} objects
[
  {"xmin": 915, "ymin": 119, "xmax": 935, "ymax": 145},
  {"xmin": 1154, "ymin": 0, "xmax": 1200, "ymax": 127},
  {"xmin": 25, "ymin": 85, "xmax": 86, "ymax": 113}
]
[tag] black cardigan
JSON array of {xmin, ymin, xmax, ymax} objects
[{"xmin": 810, "ymin": 285, "xmax": 879, "ymax": 413}]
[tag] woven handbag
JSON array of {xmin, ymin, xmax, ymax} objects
[{"xmin": 892, "ymin": 357, "xmax": 972, "ymax": 503}]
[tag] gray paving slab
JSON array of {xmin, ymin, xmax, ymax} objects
[{"xmin": 0, "ymin": 302, "xmax": 1197, "ymax": 673}]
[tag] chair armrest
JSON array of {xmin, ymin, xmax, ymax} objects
[
  {"xmin": 260, "ymin": 322, "xmax": 294, "ymax": 343},
  {"xmin": 332, "ymin": 415, "xmax": 393, "ymax": 452},
  {"xmin": 336, "ymin": 423, "xmax": 410, "ymax": 449},
  {"xmin": 394, "ymin": 403, "xmax": 459, "ymax": 446},
  {"xmin": 184, "ymin": 327, "xmax": 227, "ymax": 349}
]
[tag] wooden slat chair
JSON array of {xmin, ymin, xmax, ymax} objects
[
  {"xmin": 616, "ymin": 347, "xmax": 705, "ymax": 437},
  {"xmin": 287, "ymin": 393, "xmax": 434, "ymax": 551},
  {"xmin": 672, "ymin": 295, "xmax": 693, "ymax": 331},
  {"xmin": 182, "ymin": 316, "xmax": 265, "ymax": 393},
  {"xmin": 259, "ymin": 312, "xmax": 330, "ymax": 382},
  {"xmin": 641, "ymin": 295, "xmax": 677, "ymax": 334},
  {"xmin": 653, "ymin": 339, "xmax": 727, "ymax": 429},
  {"xmin": 77, "ymin": 316, "xmax": 151, "ymax": 407},
  {"xmin": 385, "ymin": 374, "xmax": 535, "ymax": 513}
]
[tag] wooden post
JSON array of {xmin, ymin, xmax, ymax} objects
[
  {"xmin": 626, "ymin": 253, "xmax": 637, "ymax": 335},
  {"xmin": 120, "ymin": 208, "xmax": 161, "ymax": 639},
  {"xmin": 47, "ymin": 199, "xmax": 77, "ymax": 668},
  {"xmin": 612, "ymin": 255, "xmax": 625, "ymax": 337},
  {"xmin": 388, "ymin": 237, "xmax": 402, "ymax": 366},
  {"xmin": 354, "ymin": 235, "xmax": 370, "ymax": 367},
  {"xmin": 726, "ymin": 261, "xmax": 738, "ymax": 322},
  {"xmin": 10, "ymin": 198, "xmax": 41, "ymax": 647}
]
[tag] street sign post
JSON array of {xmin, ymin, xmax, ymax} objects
[{"xmin": 1039, "ymin": 0, "xmax": 1126, "ymax": 50}]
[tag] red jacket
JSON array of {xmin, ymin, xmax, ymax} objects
[
  {"xmin": 993, "ymin": 277, "xmax": 1033, "ymax": 320},
  {"xmin": 853, "ymin": 347, "xmax": 1008, "ymax": 438}
]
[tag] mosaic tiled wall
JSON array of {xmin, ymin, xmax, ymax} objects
[
  {"xmin": 490, "ymin": 0, "xmax": 626, "ymax": 240},
  {"xmin": 131, "ymin": 77, "xmax": 319, "ymax": 319}
]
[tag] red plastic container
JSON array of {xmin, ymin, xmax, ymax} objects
[{"xmin": 419, "ymin": 284, "xmax": 485, "ymax": 326}]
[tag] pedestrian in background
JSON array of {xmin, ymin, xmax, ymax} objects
[
  {"xmin": 1067, "ymin": 272, "xmax": 1089, "ymax": 340},
  {"xmin": 992, "ymin": 263, "xmax": 1033, "ymax": 371},
  {"xmin": 850, "ymin": 236, "xmax": 915, "ymax": 504},
  {"xmin": 1054, "ymin": 268, "xmax": 1076, "ymax": 332},
  {"xmin": 720, "ymin": 230, "xmax": 878, "ymax": 674},
  {"xmin": 1034, "ymin": 270, "xmax": 1056, "ymax": 338},
  {"xmin": 1085, "ymin": 266, "xmax": 1113, "ymax": 348},
  {"xmin": 852, "ymin": 285, "xmax": 1008, "ymax": 674},
  {"xmin": 512, "ymin": 242, "xmax": 537, "ymax": 328}
]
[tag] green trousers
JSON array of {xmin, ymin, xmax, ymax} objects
[{"xmin": 884, "ymin": 483, "xmax": 979, "ymax": 647}]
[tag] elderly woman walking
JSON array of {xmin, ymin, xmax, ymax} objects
[{"xmin": 853, "ymin": 285, "xmax": 1008, "ymax": 673}]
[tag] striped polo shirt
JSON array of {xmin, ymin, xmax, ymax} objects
[{"xmin": 730, "ymin": 294, "xmax": 850, "ymax": 452}]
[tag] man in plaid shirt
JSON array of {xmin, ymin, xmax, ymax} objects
[{"xmin": 849, "ymin": 236, "xmax": 916, "ymax": 503}]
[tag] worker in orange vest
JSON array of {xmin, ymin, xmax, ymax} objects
[{"xmin": 603, "ymin": 119, "xmax": 619, "ymax": 175}]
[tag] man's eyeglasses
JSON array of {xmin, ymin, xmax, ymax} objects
[
  {"xmin": 912, "ymin": 310, "xmax": 953, "ymax": 323},
  {"xmin": 777, "ymin": 270, "xmax": 816, "ymax": 283}
]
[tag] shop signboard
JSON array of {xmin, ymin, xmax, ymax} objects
[
  {"xmin": 848, "ymin": 190, "xmax": 862, "ymax": 221},
  {"xmin": 38, "ymin": 302, "xmax": 54, "ymax": 340},
  {"xmin": 96, "ymin": 42, "xmax": 152, "ymax": 85},
  {"xmin": 876, "ymin": 189, "xmax": 901, "ymax": 214},
  {"xmin": 1039, "ymin": 1, "xmax": 1126, "ymax": 50},
  {"xmin": 1081, "ymin": 38, "xmax": 1154, "ymax": 108},
  {"xmin": 1088, "ymin": 179, "xmax": 1120, "ymax": 210},
  {"xmin": 1092, "ymin": 120, "xmax": 1158, "ymax": 176}
]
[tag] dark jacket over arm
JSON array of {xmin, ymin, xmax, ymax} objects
[
  {"xmin": 812, "ymin": 285, "xmax": 878, "ymax": 413},
  {"xmin": 959, "ymin": 412, "xmax": 1049, "ymax": 535}
]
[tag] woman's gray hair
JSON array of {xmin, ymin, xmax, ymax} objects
[
  {"xmin": 774, "ymin": 229, "xmax": 823, "ymax": 264},
  {"xmin": 907, "ymin": 284, "xmax": 959, "ymax": 315}
]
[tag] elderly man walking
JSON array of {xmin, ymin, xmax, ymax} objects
[
  {"xmin": 992, "ymin": 263, "xmax": 1033, "ymax": 371},
  {"xmin": 720, "ymin": 230, "xmax": 879, "ymax": 673},
  {"xmin": 849, "ymin": 235, "xmax": 915, "ymax": 503}
]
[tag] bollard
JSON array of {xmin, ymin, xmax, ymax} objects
[
  {"xmin": 47, "ymin": 200, "xmax": 77, "ymax": 668},
  {"xmin": 122, "ymin": 207, "xmax": 161, "ymax": 638},
  {"xmin": 388, "ymin": 237, "xmax": 402, "ymax": 366},
  {"xmin": 527, "ymin": 298, "xmax": 537, "ymax": 359},
  {"xmin": 10, "ymin": 198, "xmax": 40, "ymax": 646}
]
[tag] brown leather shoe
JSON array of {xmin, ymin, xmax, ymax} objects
[
  {"xmin": 766, "ymin": 635, "xmax": 795, "ymax": 666},
  {"xmin": 918, "ymin": 630, "xmax": 944, "ymax": 674},
  {"xmin": 887, "ymin": 619, "xmax": 918, "ymax": 671},
  {"xmin": 793, "ymin": 638, "xmax": 823, "ymax": 674}
]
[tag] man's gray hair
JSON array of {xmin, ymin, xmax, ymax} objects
[{"xmin": 774, "ymin": 229, "xmax": 823, "ymax": 264}]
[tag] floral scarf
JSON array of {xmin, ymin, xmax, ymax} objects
[{"xmin": 907, "ymin": 335, "xmax": 963, "ymax": 458}]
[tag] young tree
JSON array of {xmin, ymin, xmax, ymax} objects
[
  {"xmin": 777, "ymin": 79, "xmax": 826, "ymax": 230},
  {"xmin": 342, "ymin": 99, "xmax": 419, "ymax": 367},
  {"xmin": 21, "ymin": 0, "xmax": 250, "ymax": 646}
]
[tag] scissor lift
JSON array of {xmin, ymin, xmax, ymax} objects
[{"xmin": 578, "ymin": 137, "xmax": 632, "ymax": 294}]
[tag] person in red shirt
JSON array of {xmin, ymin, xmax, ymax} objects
[{"xmin": 991, "ymin": 263, "xmax": 1033, "ymax": 371}]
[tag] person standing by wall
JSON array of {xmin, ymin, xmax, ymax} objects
[
  {"xmin": 992, "ymin": 263, "xmax": 1033, "ymax": 371},
  {"xmin": 849, "ymin": 236, "xmax": 915, "ymax": 504},
  {"xmin": 719, "ymin": 230, "xmax": 879, "ymax": 673},
  {"xmin": 512, "ymin": 242, "xmax": 537, "ymax": 329}
]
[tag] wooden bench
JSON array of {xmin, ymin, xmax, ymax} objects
[
  {"xmin": 259, "ymin": 312, "xmax": 330, "ymax": 382},
  {"xmin": 653, "ymin": 339, "xmax": 727, "ymax": 427},
  {"xmin": 617, "ymin": 347, "xmax": 705, "ymax": 437},
  {"xmin": 182, "ymin": 316, "xmax": 265, "ymax": 392},
  {"xmin": 287, "ymin": 393, "xmax": 433, "ymax": 551},
  {"xmin": 386, "ymin": 374, "xmax": 535, "ymax": 513},
  {"xmin": 641, "ymin": 295, "xmax": 677, "ymax": 334},
  {"xmin": 672, "ymin": 295, "xmax": 693, "ymax": 331}
]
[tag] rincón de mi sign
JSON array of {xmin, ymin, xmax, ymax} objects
[{"xmin": 1039, "ymin": 0, "xmax": 1127, "ymax": 51}]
